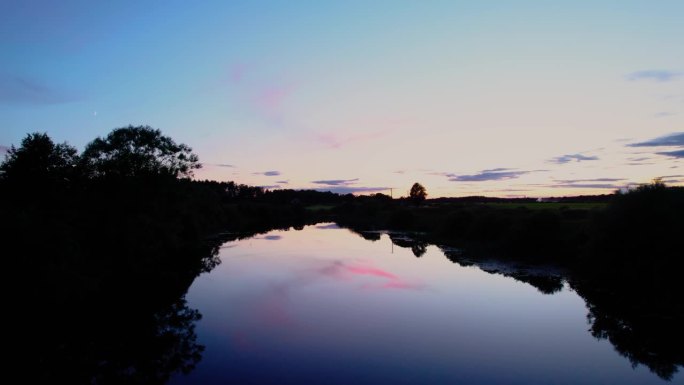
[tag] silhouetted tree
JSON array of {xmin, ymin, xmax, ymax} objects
[
  {"xmin": 0, "ymin": 132, "xmax": 78, "ymax": 184},
  {"xmin": 409, "ymin": 182, "xmax": 427, "ymax": 205},
  {"xmin": 80, "ymin": 125, "xmax": 200, "ymax": 179}
]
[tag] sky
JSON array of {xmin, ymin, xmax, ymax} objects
[{"xmin": 1, "ymin": 0, "xmax": 683, "ymax": 197}]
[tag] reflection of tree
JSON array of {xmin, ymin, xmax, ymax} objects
[
  {"xmin": 348, "ymin": 229, "xmax": 682, "ymax": 381},
  {"xmin": 507, "ymin": 274, "xmax": 564, "ymax": 295},
  {"xmin": 29, "ymin": 297, "xmax": 203, "ymax": 385},
  {"xmin": 587, "ymin": 309, "xmax": 680, "ymax": 380},
  {"xmin": 573, "ymin": 282, "xmax": 683, "ymax": 381},
  {"xmin": 345, "ymin": 228, "xmax": 382, "ymax": 241},
  {"xmin": 14, "ymin": 236, "xmax": 225, "ymax": 383},
  {"xmin": 387, "ymin": 233, "xmax": 428, "ymax": 257},
  {"xmin": 443, "ymin": 247, "xmax": 565, "ymax": 295}
]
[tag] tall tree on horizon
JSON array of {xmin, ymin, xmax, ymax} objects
[{"xmin": 409, "ymin": 182, "xmax": 427, "ymax": 205}]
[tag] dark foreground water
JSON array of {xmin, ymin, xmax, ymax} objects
[{"xmin": 170, "ymin": 224, "xmax": 678, "ymax": 384}]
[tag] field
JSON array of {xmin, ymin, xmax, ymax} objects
[{"xmin": 481, "ymin": 202, "xmax": 608, "ymax": 210}]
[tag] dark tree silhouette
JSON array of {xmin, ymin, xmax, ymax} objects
[
  {"xmin": 80, "ymin": 125, "xmax": 200, "ymax": 179},
  {"xmin": 0, "ymin": 132, "xmax": 78, "ymax": 184},
  {"xmin": 409, "ymin": 182, "xmax": 427, "ymax": 205}
]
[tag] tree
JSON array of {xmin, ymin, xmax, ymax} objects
[
  {"xmin": 80, "ymin": 125, "xmax": 200, "ymax": 179},
  {"xmin": 409, "ymin": 182, "xmax": 427, "ymax": 205},
  {"xmin": 0, "ymin": 132, "xmax": 78, "ymax": 184}
]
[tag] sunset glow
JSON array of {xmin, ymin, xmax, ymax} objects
[{"xmin": 2, "ymin": 1, "xmax": 682, "ymax": 197}]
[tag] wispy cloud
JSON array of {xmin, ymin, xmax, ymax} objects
[
  {"xmin": 657, "ymin": 149, "xmax": 684, "ymax": 158},
  {"xmin": 552, "ymin": 183, "xmax": 621, "ymax": 189},
  {"xmin": 258, "ymin": 184, "xmax": 281, "ymax": 189},
  {"xmin": 0, "ymin": 74, "xmax": 80, "ymax": 105},
  {"xmin": 549, "ymin": 176, "xmax": 633, "ymax": 190},
  {"xmin": 315, "ymin": 186, "xmax": 389, "ymax": 194},
  {"xmin": 548, "ymin": 154, "xmax": 599, "ymax": 164},
  {"xmin": 654, "ymin": 112, "xmax": 675, "ymax": 118},
  {"xmin": 311, "ymin": 178, "xmax": 359, "ymax": 186},
  {"xmin": 628, "ymin": 132, "xmax": 684, "ymax": 147},
  {"xmin": 626, "ymin": 156, "xmax": 656, "ymax": 166},
  {"xmin": 254, "ymin": 170, "xmax": 281, "ymax": 176},
  {"xmin": 626, "ymin": 70, "xmax": 682, "ymax": 82},
  {"xmin": 311, "ymin": 179, "xmax": 388, "ymax": 194},
  {"xmin": 448, "ymin": 168, "xmax": 529, "ymax": 182},
  {"xmin": 254, "ymin": 84, "xmax": 293, "ymax": 113},
  {"xmin": 658, "ymin": 175, "xmax": 684, "ymax": 184},
  {"xmin": 228, "ymin": 62, "xmax": 249, "ymax": 84},
  {"xmin": 220, "ymin": 62, "xmax": 297, "ymax": 125},
  {"xmin": 556, "ymin": 178, "xmax": 625, "ymax": 183},
  {"xmin": 275, "ymin": 180, "xmax": 289, "ymax": 184}
]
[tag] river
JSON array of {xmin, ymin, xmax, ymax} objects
[{"xmin": 169, "ymin": 223, "xmax": 677, "ymax": 384}]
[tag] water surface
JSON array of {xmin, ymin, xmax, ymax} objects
[{"xmin": 171, "ymin": 224, "xmax": 675, "ymax": 384}]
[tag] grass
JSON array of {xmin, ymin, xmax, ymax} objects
[
  {"xmin": 305, "ymin": 204, "xmax": 336, "ymax": 211},
  {"xmin": 482, "ymin": 202, "xmax": 608, "ymax": 210}
]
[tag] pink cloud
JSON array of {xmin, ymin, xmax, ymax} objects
[
  {"xmin": 255, "ymin": 84, "xmax": 293, "ymax": 112},
  {"xmin": 229, "ymin": 63, "xmax": 249, "ymax": 84},
  {"xmin": 219, "ymin": 62, "xmax": 297, "ymax": 123}
]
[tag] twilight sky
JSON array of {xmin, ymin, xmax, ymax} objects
[{"xmin": 1, "ymin": 1, "xmax": 683, "ymax": 197}]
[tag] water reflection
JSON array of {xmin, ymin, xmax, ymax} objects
[
  {"xmin": 381, "ymin": 227, "xmax": 682, "ymax": 380},
  {"xmin": 255, "ymin": 235, "xmax": 283, "ymax": 241},
  {"xmin": 24, "ymin": 224, "xmax": 680, "ymax": 383},
  {"xmin": 441, "ymin": 247, "xmax": 566, "ymax": 295},
  {"xmin": 174, "ymin": 224, "xmax": 681, "ymax": 384},
  {"xmin": 573, "ymin": 282, "xmax": 684, "ymax": 381},
  {"xmin": 18, "ymin": 234, "xmax": 231, "ymax": 384}
]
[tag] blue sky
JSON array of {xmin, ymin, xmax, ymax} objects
[{"xmin": 1, "ymin": 1, "xmax": 683, "ymax": 196}]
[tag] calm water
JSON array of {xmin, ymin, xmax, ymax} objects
[{"xmin": 170, "ymin": 224, "xmax": 675, "ymax": 384}]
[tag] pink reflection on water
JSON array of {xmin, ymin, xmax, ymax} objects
[
  {"xmin": 347, "ymin": 265, "xmax": 398, "ymax": 280},
  {"xmin": 319, "ymin": 261, "xmax": 425, "ymax": 291},
  {"xmin": 231, "ymin": 259, "xmax": 427, "ymax": 352}
]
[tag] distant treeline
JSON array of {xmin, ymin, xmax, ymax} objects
[{"xmin": 430, "ymin": 194, "xmax": 612, "ymax": 204}]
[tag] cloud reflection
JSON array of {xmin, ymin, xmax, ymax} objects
[
  {"xmin": 319, "ymin": 261, "xmax": 426, "ymax": 291},
  {"xmin": 252, "ymin": 260, "xmax": 425, "ymax": 328}
]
